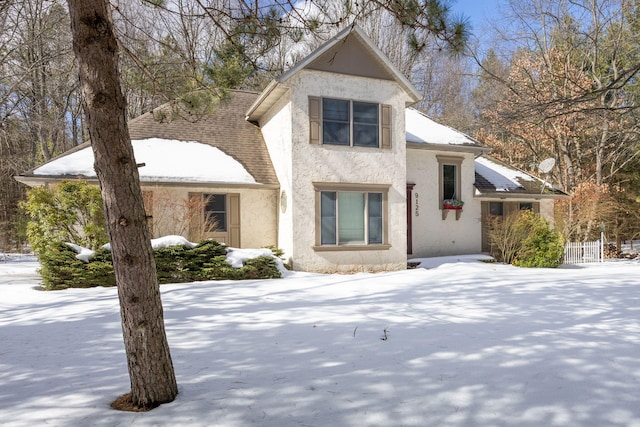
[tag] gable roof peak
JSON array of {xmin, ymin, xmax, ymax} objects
[{"xmin": 247, "ymin": 24, "xmax": 421, "ymax": 122}]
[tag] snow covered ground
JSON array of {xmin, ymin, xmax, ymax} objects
[{"xmin": 1, "ymin": 256, "xmax": 640, "ymax": 427}]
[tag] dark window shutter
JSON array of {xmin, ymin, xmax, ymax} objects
[
  {"xmin": 381, "ymin": 104, "xmax": 392, "ymax": 149},
  {"xmin": 309, "ymin": 96, "xmax": 321, "ymax": 144},
  {"xmin": 228, "ymin": 193, "xmax": 241, "ymax": 247}
]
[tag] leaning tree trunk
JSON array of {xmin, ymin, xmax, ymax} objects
[{"xmin": 66, "ymin": 0, "xmax": 178, "ymax": 409}]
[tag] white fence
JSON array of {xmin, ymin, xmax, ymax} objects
[{"xmin": 563, "ymin": 240, "xmax": 603, "ymax": 264}]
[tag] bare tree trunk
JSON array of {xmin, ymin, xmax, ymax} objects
[{"xmin": 66, "ymin": 0, "xmax": 177, "ymax": 409}]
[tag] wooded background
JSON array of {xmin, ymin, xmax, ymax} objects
[{"xmin": 2, "ymin": 0, "xmax": 639, "ymax": 251}]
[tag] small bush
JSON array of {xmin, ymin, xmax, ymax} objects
[
  {"xmin": 487, "ymin": 210, "xmax": 564, "ymax": 268},
  {"xmin": 39, "ymin": 239, "xmax": 281, "ymax": 289},
  {"xmin": 513, "ymin": 212, "xmax": 564, "ymax": 268},
  {"xmin": 154, "ymin": 244, "xmax": 192, "ymax": 284},
  {"xmin": 485, "ymin": 211, "xmax": 531, "ymax": 264},
  {"xmin": 21, "ymin": 180, "xmax": 107, "ymax": 255}
]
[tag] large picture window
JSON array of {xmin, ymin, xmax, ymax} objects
[
  {"xmin": 309, "ymin": 97, "xmax": 391, "ymax": 149},
  {"xmin": 314, "ymin": 184, "xmax": 389, "ymax": 249}
]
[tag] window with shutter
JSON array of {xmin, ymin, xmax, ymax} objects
[{"xmin": 308, "ymin": 97, "xmax": 391, "ymax": 149}]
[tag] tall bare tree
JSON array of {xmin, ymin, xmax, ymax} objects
[
  {"xmin": 0, "ymin": 0, "xmax": 83, "ymax": 251},
  {"xmin": 477, "ymin": 0, "xmax": 640, "ymax": 190},
  {"xmin": 474, "ymin": 0, "xmax": 640, "ymax": 241}
]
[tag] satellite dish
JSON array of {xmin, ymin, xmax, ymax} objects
[
  {"xmin": 538, "ymin": 158, "xmax": 556, "ymax": 174},
  {"xmin": 537, "ymin": 158, "xmax": 556, "ymax": 194}
]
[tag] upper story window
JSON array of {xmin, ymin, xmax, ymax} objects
[
  {"xmin": 322, "ymin": 99, "xmax": 379, "ymax": 147},
  {"xmin": 309, "ymin": 96, "xmax": 392, "ymax": 149}
]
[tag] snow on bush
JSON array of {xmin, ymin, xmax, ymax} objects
[{"xmin": 43, "ymin": 238, "xmax": 284, "ymax": 290}]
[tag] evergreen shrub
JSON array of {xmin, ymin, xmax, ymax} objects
[
  {"xmin": 513, "ymin": 211, "xmax": 564, "ymax": 268},
  {"xmin": 39, "ymin": 239, "xmax": 282, "ymax": 290},
  {"xmin": 39, "ymin": 243, "xmax": 115, "ymax": 290}
]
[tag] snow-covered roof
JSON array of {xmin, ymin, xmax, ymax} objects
[
  {"xmin": 33, "ymin": 138, "xmax": 256, "ymax": 185},
  {"xmin": 475, "ymin": 156, "xmax": 566, "ymax": 197},
  {"xmin": 17, "ymin": 90, "xmax": 278, "ymax": 187},
  {"xmin": 404, "ymin": 108, "xmax": 566, "ymax": 197},
  {"xmin": 405, "ymin": 108, "xmax": 481, "ymax": 146}
]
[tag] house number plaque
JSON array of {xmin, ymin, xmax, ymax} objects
[{"xmin": 415, "ymin": 192, "xmax": 419, "ymax": 217}]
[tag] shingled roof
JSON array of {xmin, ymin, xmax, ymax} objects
[
  {"xmin": 475, "ymin": 156, "xmax": 567, "ymax": 197},
  {"xmin": 18, "ymin": 90, "xmax": 279, "ymax": 187},
  {"xmin": 127, "ymin": 90, "xmax": 278, "ymax": 186}
]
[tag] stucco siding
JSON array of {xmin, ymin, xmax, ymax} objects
[
  {"xmin": 539, "ymin": 199, "xmax": 556, "ymax": 226},
  {"xmin": 143, "ymin": 185, "xmax": 277, "ymax": 248},
  {"xmin": 259, "ymin": 92, "xmax": 294, "ymax": 259},
  {"xmin": 407, "ymin": 148, "xmax": 482, "ymax": 257},
  {"xmin": 287, "ymin": 70, "xmax": 410, "ymax": 272}
]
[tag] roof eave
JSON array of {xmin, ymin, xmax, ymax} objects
[
  {"xmin": 15, "ymin": 174, "xmax": 279, "ymax": 190},
  {"xmin": 14, "ymin": 174, "xmax": 99, "ymax": 188},
  {"xmin": 474, "ymin": 191, "xmax": 570, "ymax": 199},
  {"xmin": 245, "ymin": 80, "xmax": 280, "ymax": 122},
  {"xmin": 407, "ymin": 141, "xmax": 490, "ymax": 155}
]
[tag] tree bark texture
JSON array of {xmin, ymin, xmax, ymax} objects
[{"xmin": 66, "ymin": 0, "xmax": 178, "ymax": 407}]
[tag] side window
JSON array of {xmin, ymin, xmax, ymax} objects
[
  {"xmin": 437, "ymin": 156, "xmax": 463, "ymax": 207},
  {"xmin": 352, "ymin": 101, "xmax": 379, "ymax": 147},
  {"xmin": 310, "ymin": 97, "xmax": 390, "ymax": 149},
  {"xmin": 442, "ymin": 164, "xmax": 457, "ymax": 200},
  {"xmin": 489, "ymin": 201, "xmax": 504, "ymax": 216},
  {"xmin": 488, "ymin": 201, "xmax": 539, "ymax": 218},
  {"xmin": 204, "ymin": 193, "xmax": 227, "ymax": 232}
]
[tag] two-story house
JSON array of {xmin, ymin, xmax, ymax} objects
[{"xmin": 16, "ymin": 25, "xmax": 566, "ymax": 272}]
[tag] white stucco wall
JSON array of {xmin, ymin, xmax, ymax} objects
[
  {"xmin": 259, "ymin": 92, "xmax": 294, "ymax": 260},
  {"xmin": 284, "ymin": 70, "xmax": 411, "ymax": 272},
  {"xmin": 539, "ymin": 198, "xmax": 556, "ymax": 226},
  {"xmin": 143, "ymin": 185, "xmax": 277, "ymax": 248},
  {"xmin": 406, "ymin": 147, "xmax": 482, "ymax": 257}
]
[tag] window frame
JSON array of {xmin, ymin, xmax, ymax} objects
[
  {"xmin": 309, "ymin": 96, "xmax": 391, "ymax": 149},
  {"xmin": 489, "ymin": 201, "xmax": 504, "ymax": 217},
  {"xmin": 189, "ymin": 192, "xmax": 241, "ymax": 246},
  {"xmin": 322, "ymin": 98, "xmax": 379, "ymax": 147},
  {"xmin": 313, "ymin": 183, "xmax": 391, "ymax": 251},
  {"xmin": 519, "ymin": 202, "xmax": 534, "ymax": 211},
  {"xmin": 203, "ymin": 193, "xmax": 227, "ymax": 232},
  {"xmin": 437, "ymin": 155, "xmax": 463, "ymax": 209}
]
